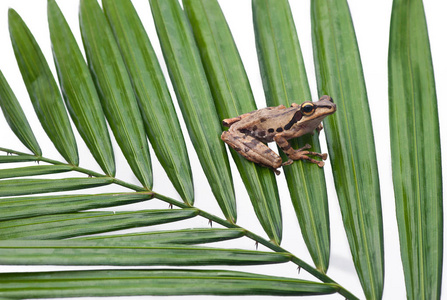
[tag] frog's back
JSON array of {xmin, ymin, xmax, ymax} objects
[{"xmin": 231, "ymin": 106, "xmax": 296, "ymax": 143}]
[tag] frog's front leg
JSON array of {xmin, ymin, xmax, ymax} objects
[
  {"xmin": 316, "ymin": 123, "xmax": 323, "ymax": 133},
  {"xmin": 221, "ymin": 131, "xmax": 282, "ymax": 174},
  {"xmin": 273, "ymin": 135, "xmax": 327, "ymax": 167}
]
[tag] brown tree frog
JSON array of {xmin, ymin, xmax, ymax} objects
[{"xmin": 221, "ymin": 95, "xmax": 336, "ymax": 174}]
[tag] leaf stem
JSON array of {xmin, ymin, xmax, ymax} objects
[
  {"xmin": 154, "ymin": 192, "xmax": 358, "ymax": 300},
  {"xmin": 0, "ymin": 147, "xmax": 357, "ymax": 299},
  {"xmin": 0, "ymin": 147, "xmax": 147, "ymax": 192}
]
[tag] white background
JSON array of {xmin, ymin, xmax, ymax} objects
[{"xmin": 0, "ymin": 0, "xmax": 446, "ymax": 299}]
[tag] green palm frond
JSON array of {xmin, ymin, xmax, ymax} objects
[{"xmin": 0, "ymin": 0, "xmax": 444, "ymax": 299}]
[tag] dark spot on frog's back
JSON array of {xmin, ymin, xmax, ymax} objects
[
  {"xmin": 252, "ymin": 125, "xmax": 258, "ymax": 131},
  {"xmin": 268, "ymin": 128, "xmax": 274, "ymax": 133},
  {"xmin": 257, "ymin": 130, "xmax": 266, "ymax": 137},
  {"xmin": 239, "ymin": 128, "xmax": 250, "ymax": 134},
  {"xmin": 260, "ymin": 117, "xmax": 267, "ymax": 123},
  {"xmin": 276, "ymin": 127, "xmax": 283, "ymax": 132}
]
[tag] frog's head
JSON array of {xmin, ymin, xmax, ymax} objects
[
  {"xmin": 285, "ymin": 95, "xmax": 336, "ymax": 132},
  {"xmin": 303, "ymin": 95, "xmax": 336, "ymax": 117}
]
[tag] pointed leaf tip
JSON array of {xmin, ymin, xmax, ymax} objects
[{"xmin": 0, "ymin": 70, "xmax": 41, "ymax": 156}]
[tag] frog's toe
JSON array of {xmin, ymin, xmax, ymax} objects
[
  {"xmin": 296, "ymin": 144, "xmax": 312, "ymax": 152},
  {"xmin": 282, "ymin": 159, "xmax": 293, "ymax": 166}
]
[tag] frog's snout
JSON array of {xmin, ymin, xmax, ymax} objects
[
  {"xmin": 319, "ymin": 95, "xmax": 333, "ymax": 103},
  {"xmin": 318, "ymin": 95, "xmax": 336, "ymax": 112}
]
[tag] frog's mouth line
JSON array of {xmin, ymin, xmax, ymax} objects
[{"xmin": 319, "ymin": 104, "xmax": 336, "ymax": 111}]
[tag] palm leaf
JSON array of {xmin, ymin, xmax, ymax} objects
[
  {"xmin": 9, "ymin": 9, "xmax": 78, "ymax": 165},
  {"xmin": 252, "ymin": 0, "xmax": 330, "ymax": 272},
  {"xmin": 0, "ymin": 192, "xmax": 153, "ymax": 221},
  {"xmin": 0, "ymin": 269, "xmax": 339, "ymax": 298},
  {"xmin": 0, "ymin": 1, "xmax": 359, "ymax": 299},
  {"xmin": 48, "ymin": 0, "xmax": 115, "ymax": 176},
  {"xmin": 149, "ymin": 0, "xmax": 236, "ymax": 222},
  {"xmin": 0, "ymin": 154, "xmax": 38, "ymax": 163},
  {"xmin": 79, "ymin": 0, "xmax": 152, "ymax": 188},
  {"xmin": 183, "ymin": 0, "xmax": 282, "ymax": 244},
  {"xmin": 0, "ymin": 71, "xmax": 41, "ymax": 156},
  {"xmin": 77, "ymin": 228, "xmax": 245, "ymax": 244},
  {"xmin": 388, "ymin": 0, "xmax": 443, "ymax": 298},
  {"xmin": 0, "ymin": 165, "xmax": 72, "ymax": 180},
  {"xmin": 1, "ymin": 0, "xmax": 443, "ymax": 299},
  {"xmin": 0, "ymin": 177, "xmax": 113, "ymax": 197},
  {"xmin": 0, "ymin": 240, "xmax": 292, "ymax": 265},
  {"xmin": 0, "ymin": 209, "xmax": 198, "ymax": 239},
  {"xmin": 311, "ymin": 1, "xmax": 384, "ymax": 299},
  {"xmin": 102, "ymin": 0, "xmax": 194, "ymax": 204}
]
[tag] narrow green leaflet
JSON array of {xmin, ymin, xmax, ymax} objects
[
  {"xmin": 0, "ymin": 192, "xmax": 153, "ymax": 221},
  {"xmin": 252, "ymin": 0, "xmax": 330, "ymax": 272},
  {"xmin": 8, "ymin": 9, "xmax": 78, "ymax": 165},
  {"xmin": 0, "ymin": 240, "xmax": 291, "ymax": 266},
  {"xmin": 0, "ymin": 71, "xmax": 41, "ymax": 156},
  {"xmin": 0, "ymin": 164, "xmax": 72, "ymax": 179},
  {"xmin": 0, "ymin": 177, "xmax": 112, "ymax": 197},
  {"xmin": 79, "ymin": 228, "xmax": 245, "ymax": 244},
  {"xmin": 389, "ymin": 0, "xmax": 443, "ymax": 298},
  {"xmin": 184, "ymin": 0, "xmax": 282, "ymax": 244},
  {"xmin": 48, "ymin": 0, "xmax": 115, "ymax": 176},
  {"xmin": 79, "ymin": 0, "xmax": 152, "ymax": 188},
  {"xmin": 149, "ymin": 0, "xmax": 236, "ymax": 222},
  {"xmin": 0, "ymin": 155, "xmax": 37, "ymax": 163},
  {"xmin": 311, "ymin": 1, "xmax": 384, "ymax": 299},
  {"xmin": 0, "ymin": 269, "xmax": 339, "ymax": 298},
  {"xmin": 0, "ymin": 209, "xmax": 198, "ymax": 239},
  {"xmin": 103, "ymin": 0, "xmax": 193, "ymax": 204}
]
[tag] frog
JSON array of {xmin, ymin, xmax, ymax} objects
[{"xmin": 221, "ymin": 95, "xmax": 336, "ymax": 175}]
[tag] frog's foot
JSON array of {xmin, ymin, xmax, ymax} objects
[
  {"xmin": 272, "ymin": 168, "xmax": 281, "ymax": 175},
  {"xmin": 288, "ymin": 148, "xmax": 327, "ymax": 167},
  {"xmin": 222, "ymin": 116, "xmax": 241, "ymax": 127},
  {"xmin": 276, "ymin": 140, "xmax": 328, "ymax": 168}
]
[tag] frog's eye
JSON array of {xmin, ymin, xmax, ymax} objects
[{"xmin": 301, "ymin": 103, "xmax": 315, "ymax": 115}]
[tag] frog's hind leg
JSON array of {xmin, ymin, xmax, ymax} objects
[{"xmin": 221, "ymin": 131, "xmax": 282, "ymax": 174}]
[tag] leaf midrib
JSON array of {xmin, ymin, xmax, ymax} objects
[{"xmin": 405, "ymin": 0, "xmax": 424, "ymax": 297}]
